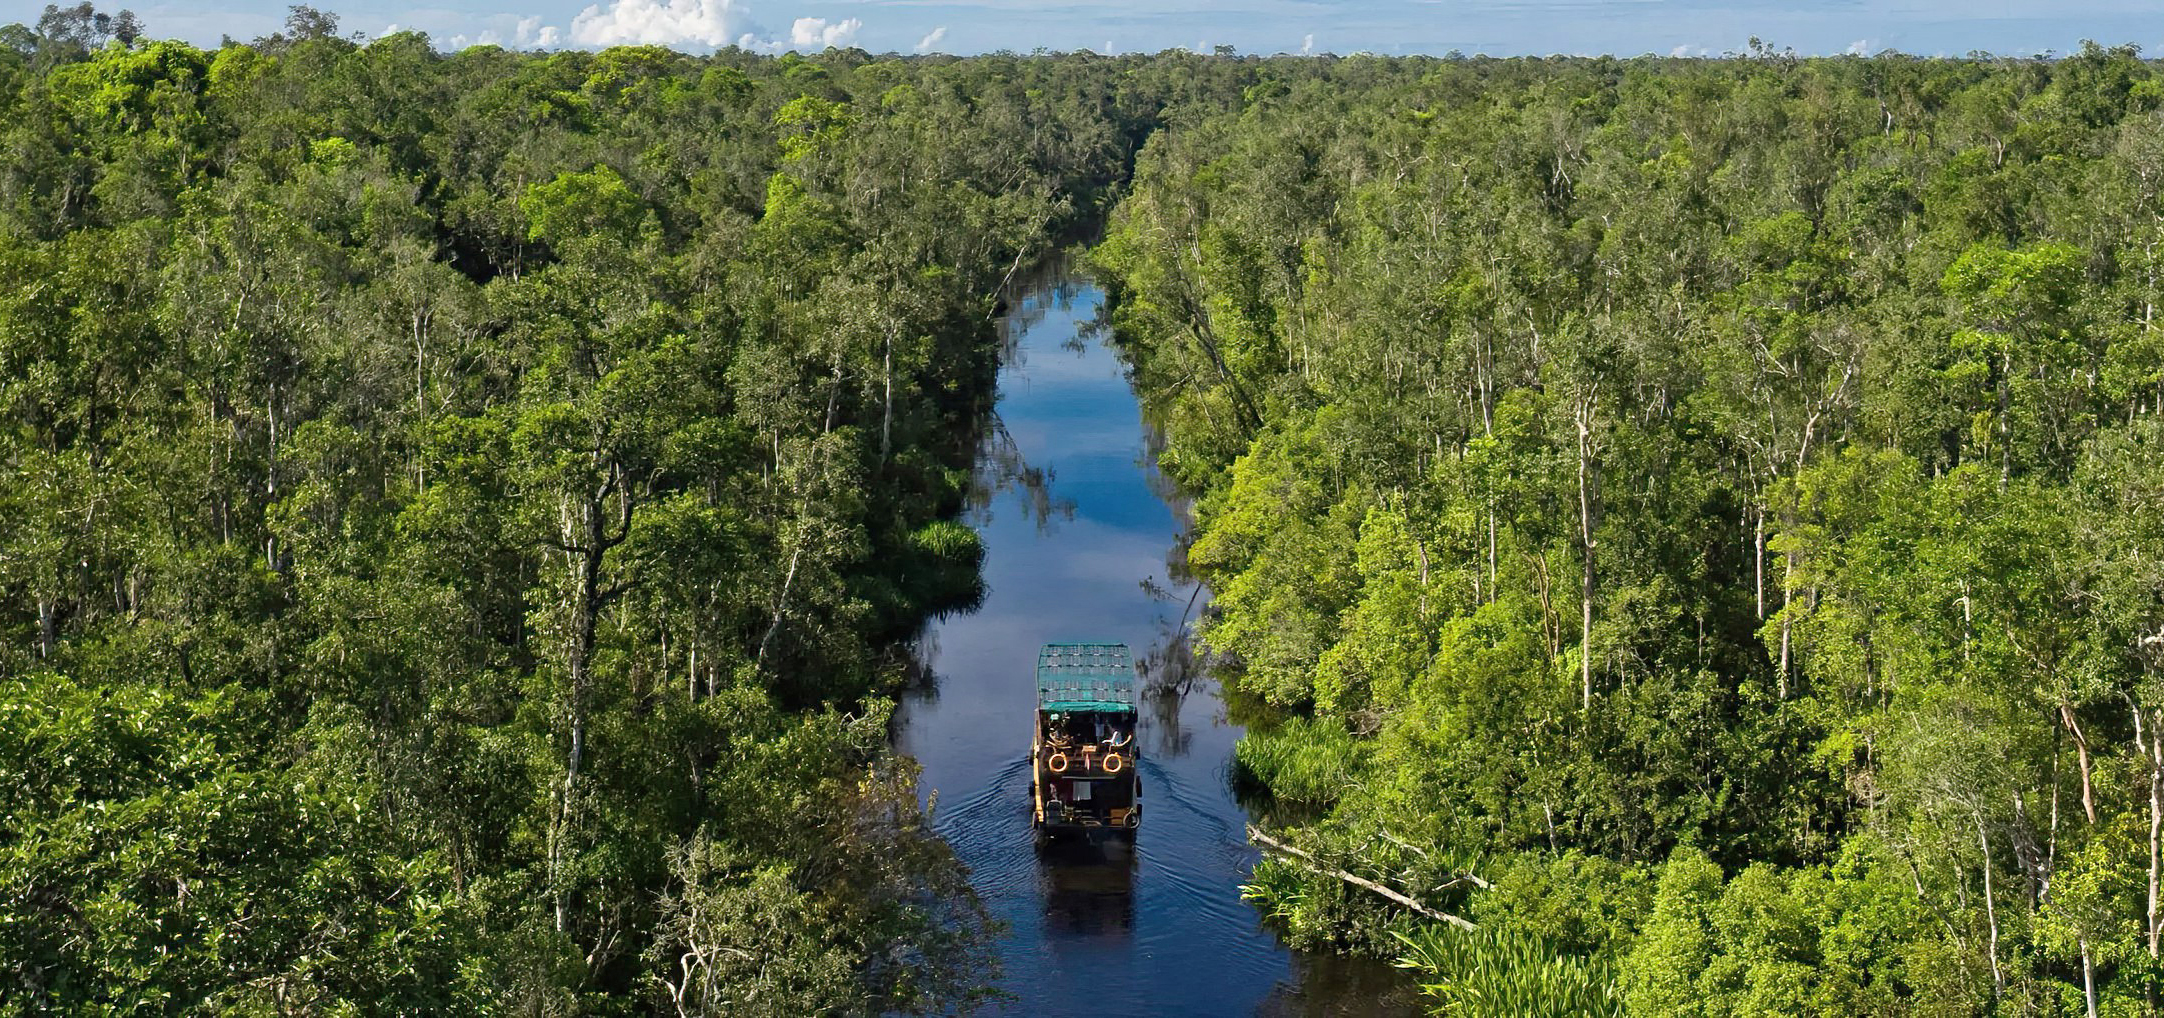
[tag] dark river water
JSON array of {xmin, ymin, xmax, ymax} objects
[{"xmin": 893, "ymin": 268, "xmax": 1419, "ymax": 1016}]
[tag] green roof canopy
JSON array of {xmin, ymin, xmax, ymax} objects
[{"xmin": 1036, "ymin": 642, "xmax": 1137, "ymax": 713}]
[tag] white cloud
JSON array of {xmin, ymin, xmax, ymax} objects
[
  {"xmin": 1299, "ymin": 32, "xmax": 1313, "ymax": 55},
  {"xmin": 915, "ymin": 25, "xmax": 947, "ymax": 52},
  {"xmin": 1845, "ymin": 37, "xmax": 1872, "ymax": 55},
  {"xmin": 514, "ymin": 15, "xmax": 561, "ymax": 47},
  {"xmin": 569, "ymin": 0, "xmax": 755, "ymax": 48},
  {"xmin": 379, "ymin": 22, "xmax": 401, "ymax": 37},
  {"xmin": 790, "ymin": 16, "xmax": 861, "ymax": 49}
]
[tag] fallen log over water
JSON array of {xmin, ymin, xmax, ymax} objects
[{"xmin": 1245, "ymin": 824, "xmax": 1476, "ymax": 931}]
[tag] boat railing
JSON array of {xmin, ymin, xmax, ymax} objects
[{"xmin": 1039, "ymin": 736, "xmax": 1135, "ymax": 775}]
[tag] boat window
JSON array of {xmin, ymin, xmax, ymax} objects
[{"xmin": 1071, "ymin": 781, "xmax": 1092, "ymax": 801}]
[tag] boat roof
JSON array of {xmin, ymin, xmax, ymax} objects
[{"xmin": 1036, "ymin": 642, "xmax": 1137, "ymax": 713}]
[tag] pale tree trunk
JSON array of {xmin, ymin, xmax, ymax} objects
[
  {"xmin": 1999, "ymin": 346, "xmax": 2013, "ymax": 483},
  {"xmin": 2152, "ymin": 714, "xmax": 2163, "ymax": 960},
  {"xmin": 880, "ymin": 323, "xmax": 895, "ymax": 465},
  {"xmin": 1481, "ymin": 331, "xmax": 1497, "ymax": 601},
  {"xmin": 1754, "ymin": 505, "xmax": 1765, "ymax": 621},
  {"xmin": 265, "ymin": 385, "xmax": 281, "ymax": 571},
  {"xmin": 1575, "ymin": 389, "xmax": 1598, "ymax": 712},
  {"xmin": 2082, "ymin": 936, "xmax": 2098, "ymax": 1018},
  {"xmin": 550, "ymin": 463, "xmax": 632, "ymax": 937},
  {"xmin": 412, "ymin": 308, "xmax": 429, "ymax": 489},
  {"xmin": 2137, "ymin": 701, "xmax": 2164, "ymax": 962},
  {"xmin": 757, "ymin": 361, "xmax": 843, "ymax": 676},
  {"xmin": 2151, "ymin": 709, "xmax": 2163, "ymax": 1018},
  {"xmin": 1778, "ymin": 551, "xmax": 1793, "ymax": 698},
  {"xmin": 1979, "ymin": 818, "xmax": 2006, "ymax": 1000},
  {"xmin": 2062, "ymin": 703, "xmax": 2099, "ymax": 826},
  {"xmin": 756, "ymin": 543, "xmax": 803, "ymax": 674}
]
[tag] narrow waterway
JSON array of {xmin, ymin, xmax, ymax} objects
[{"xmin": 893, "ymin": 267, "xmax": 1419, "ymax": 1016}]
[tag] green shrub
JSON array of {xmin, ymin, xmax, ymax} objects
[
  {"xmin": 1393, "ymin": 924, "xmax": 1624, "ymax": 1018},
  {"xmin": 1233, "ymin": 715, "xmax": 1365, "ymax": 805}
]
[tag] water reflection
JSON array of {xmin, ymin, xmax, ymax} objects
[
  {"xmin": 1037, "ymin": 839, "xmax": 1137, "ymax": 937},
  {"xmin": 971, "ymin": 412, "xmax": 1075, "ymax": 533}
]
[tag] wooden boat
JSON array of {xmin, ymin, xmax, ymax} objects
[{"xmin": 1031, "ymin": 643, "xmax": 1141, "ymax": 842}]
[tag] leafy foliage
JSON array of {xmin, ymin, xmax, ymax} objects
[
  {"xmin": 1394, "ymin": 925, "xmax": 1624, "ymax": 1018},
  {"xmin": 0, "ymin": 16, "xmax": 1220, "ymax": 1012},
  {"xmin": 1098, "ymin": 43, "xmax": 2164, "ymax": 1016}
]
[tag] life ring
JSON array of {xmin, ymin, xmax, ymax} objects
[
  {"xmin": 1047, "ymin": 752, "xmax": 1069, "ymax": 773},
  {"xmin": 1124, "ymin": 809, "xmax": 1139, "ymax": 828},
  {"xmin": 1103, "ymin": 752, "xmax": 1123, "ymax": 773}
]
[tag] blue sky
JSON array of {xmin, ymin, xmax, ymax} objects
[{"xmin": 77, "ymin": 0, "xmax": 2164, "ymax": 58}]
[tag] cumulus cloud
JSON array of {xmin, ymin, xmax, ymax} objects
[
  {"xmin": 1846, "ymin": 38, "xmax": 1872, "ymax": 55},
  {"xmin": 552, "ymin": 0, "xmax": 871, "ymax": 52},
  {"xmin": 789, "ymin": 16, "xmax": 860, "ymax": 49},
  {"xmin": 516, "ymin": 15, "xmax": 561, "ymax": 47},
  {"xmin": 915, "ymin": 25, "xmax": 946, "ymax": 53},
  {"xmin": 569, "ymin": 0, "xmax": 755, "ymax": 48},
  {"xmin": 1299, "ymin": 33, "xmax": 1313, "ymax": 55}
]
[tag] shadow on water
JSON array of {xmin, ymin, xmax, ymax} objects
[{"xmin": 893, "ymin": 262, "xmax": 1418, "ymax": 1016}]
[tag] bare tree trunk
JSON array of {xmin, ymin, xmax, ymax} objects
[
  {"xmin": 553, "ymin": 506, "xmax": 602, "ymax": 935},
  {"xmin": 1754, "ymin": 505, "xmax": 1765, "ymax": 620},
  {"xmin": 2152, "ymin": 715, "xmax": 2163, "ymax": 1018},
  {"xmin": 551, "ymin": 465, "xmax": 631, "ymax": 938},
  {"xmin": 265, "ymin": 385, "xmax": 282, "ymax": 571},
  {"xmin": 755, "ymin": 543, "xmax": 803, "ymax": 674},
  {"xmin": 2140, "ymin": 701, "xmax": 2164, "ymax": 961},
  {"xmin": 1487, "ymin": 508, "xmax": 1498, "ymax": 604},
  {"xmin": 1778, "ymin": 551, "xmax": 1792, "ymax": 699},
  {"xmin": 1999, "ymin": 347, "xmax": 2013, "ymax": 483},
  {"xmin": 1979, "ymin": 818, "xmax": 2005, "ymax": 999},
  {"xmin": 880, "ymin": 324, "xmax": 895, "ymax": 464},
  {"xmin": 1575, "ymin": 391, "xmax": 1598, "ymax": 712},
  {"xmin": 413, "ymin": 310, "xmax": 428, "ymax": 489},
  {"xmin": 2081, "ymin": 936, "xmax": 2099, "ymax": 1018},
  {"xmin": 2062, "ymin": 703, "xmax": 2098, "ymax": 826},
  {"xmin": 1481, "ymin": 333, "xmax": 1497, "ymax": 601}
]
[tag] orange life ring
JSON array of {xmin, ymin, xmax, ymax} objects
[
  {"xmin": 1103, "ymin": 752, "xmax": 1123, "ymax": 773},
  {"xmin": 1047, "ymin": 752, "xmax": 1069, "ymax": 773}
]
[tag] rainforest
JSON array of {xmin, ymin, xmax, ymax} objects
[{"xmin": 6, "ymin": 6, "xmax": 2164, "ymax": 1015}]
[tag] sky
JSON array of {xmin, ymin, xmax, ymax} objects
[{"xmin": 59, "ymin": 0, "xmax": 2164, "ymax": 59}]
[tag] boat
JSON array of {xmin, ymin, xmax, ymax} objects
[{"xmin": 1031, "ymin": 642, "xmax": 1141, "ymax": 842}]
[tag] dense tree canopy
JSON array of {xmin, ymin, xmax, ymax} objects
[
  {"xmin": 0, "ymin": 15, "xmax": 1259, "ymax": 1013},
  {"xmin": 1097, "ymin": 42, "xmax": 2164, "ymax": 1017}
]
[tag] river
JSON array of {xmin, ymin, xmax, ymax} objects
[{"xmin": 892, "ymin": 266, "xmax": 1421, "ymax": 1016}]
